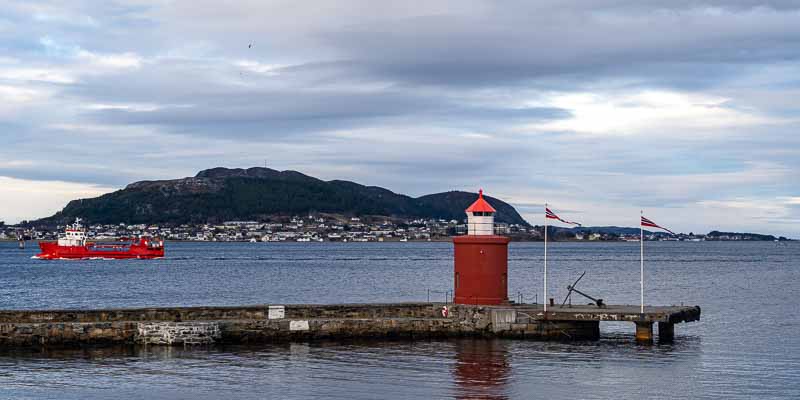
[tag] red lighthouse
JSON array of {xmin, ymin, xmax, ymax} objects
[{"xmin": 453, "ymin": 190, "xmax": 511, "ymax": 305}]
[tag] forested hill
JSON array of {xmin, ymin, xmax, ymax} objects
[{"xmin": 36, "ymin": 167, "xmax": 530, "ymax": 226}]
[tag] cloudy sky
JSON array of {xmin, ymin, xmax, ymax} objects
[{"xmin": 0, "ymin": 1, "xmax": 798, "ymax": 237}]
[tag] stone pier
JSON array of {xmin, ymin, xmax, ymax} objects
[{"xmin": 0, "ymin": 303, "xmax": 700, "ymax": 348}]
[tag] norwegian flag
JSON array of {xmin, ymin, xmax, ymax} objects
[
  {"xmin": 641, "ymin": 216, "xmax": 675, "ymax": 235},
  {"xmin": 546, "ymin": 207, "xmax": 581, "ymax": 226}
]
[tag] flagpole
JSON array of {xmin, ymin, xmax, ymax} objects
[
  {"xmin": 544, "ymin": 202, "xmax": 548, "ymax": 314},
  {"xmin": 640, "ymin": 210, "xmax": 644, "ymax": 314}
]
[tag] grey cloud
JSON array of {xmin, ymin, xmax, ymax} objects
[
  {"xmin": 0, "ymin": 165, "xmax": 137, "ymax": 187},
  {"xmin": 1, "ymin": 1, "xmax": 799, "ymax": 237},
  {"xmin": 80, "ymin": 81, "xmax": 570, "ymax": 138},
  {"xmin": 311, "ymin": 4, "xmax": 800, "ymax": 88}
]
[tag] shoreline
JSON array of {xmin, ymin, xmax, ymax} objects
[{"xmin": 2, "ymin": 239, "xmax": 792, "ymax": 244}]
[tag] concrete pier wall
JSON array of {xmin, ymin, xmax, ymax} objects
[
  {"xmin": 0, "ymin": 303, "xmax": 442, "ymax": 347},
  {"xmin": 0, "ymin": 303, "xmax": 700, "ymax": 348},
  {"xmin": 0, "ymin": 303, "xmax": 438, "ymax": 324}
]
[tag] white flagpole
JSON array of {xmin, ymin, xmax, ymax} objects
[
  {"xmin": 640, "ymin": 210, "xmax": 644, "ymax": 314},
  {"xmin": 544, "ymin": 203, "xmax": 548, "ymax": 314}
]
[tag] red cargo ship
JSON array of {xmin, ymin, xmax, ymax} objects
[{"xmin": 36, "ymin": 219, "xmax": 164, "ymax": 260}]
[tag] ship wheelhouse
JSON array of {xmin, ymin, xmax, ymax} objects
[{"xmin": 57, "ymin": 219, "xmax": 87, "ymax": 247}]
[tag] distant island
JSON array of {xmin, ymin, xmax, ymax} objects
[
  {"xmin": 705, "ymin": 231, "xmax": 790, "ymax": 242},
  {"xmin": 32, "ymin": 167, "xmax": 528, "ymax": 226},
  {"xmin": 0, "ymin": 167, "xmax": 791, "ymax": 242},
  {"xmin": 545, "ymin": 226, "xmax": 792, "ymax": 242}
]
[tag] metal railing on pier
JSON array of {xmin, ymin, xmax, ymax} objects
[
  {"xmin": 514, "ymin": 291, "xmax": 538, "ymax": 305},
  {"xmin": 426, "ymin": 289, "xmax": 453, "ymax": 304},
  {"xmin": 423, "ymin": 290, "xmax": 539, "ymax": 305}
]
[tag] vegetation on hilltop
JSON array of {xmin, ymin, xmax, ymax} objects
[{"xmin": 36, "ymin": 167, "xmax": 530, "ymax": 226}]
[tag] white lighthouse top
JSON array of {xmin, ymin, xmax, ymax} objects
[{"xmin": 465, "ymin": 189, "xmax": 496, "ymax": 235}]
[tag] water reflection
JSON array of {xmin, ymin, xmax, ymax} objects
[
  {"xmin": 0, "ymin": 335, "xmax": 717, "ymax": 400},
  {"xmin": 453, "ymin": 339, "xmax": 511, "ymax": 400},
  {"xmin": 1, "ymin": 240, "xmax": 794, "ymax": 398}
]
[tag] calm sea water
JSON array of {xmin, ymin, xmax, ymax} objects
[{"xmin": 0, "ymin": 240, "xmax": 798, "ymax": 399}]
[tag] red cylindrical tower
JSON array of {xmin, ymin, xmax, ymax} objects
[{"xmin": 453, "ymin": 190, "xmax": 511, "ymax": 305}]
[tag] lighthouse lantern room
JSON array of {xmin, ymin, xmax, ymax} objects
[
  {"xmin": 452, "ymin": 189, "xmax": 512, "ymax": 305},
  {"xmin": 466, "ymin": 189, "xmax": 496, "ymax": 235}
]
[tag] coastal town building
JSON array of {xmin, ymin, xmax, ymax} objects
[{"xmin": 0, "ymin": 218, "xmax": 787, "ymax": 243}]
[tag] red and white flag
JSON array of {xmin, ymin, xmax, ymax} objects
[
  {"xmin": 546, "ymin": 207, "xmax": 581, "ymax": 226},
  {"xmin": 641, "ymin": 216, "xmax": 675, "ymax": 235}
]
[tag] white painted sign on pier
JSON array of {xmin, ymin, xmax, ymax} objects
[
  {"xmin": 268, "ymin": 306, "xmax": 285, "ymax": 320},
  {"xmin": 289, "ymin": 320, "xmax": 310, "ymax": 331}
]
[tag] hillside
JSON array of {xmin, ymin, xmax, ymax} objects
[{"xmin": 36, "ymin": 167, "xmax": 530, "ymax": 226}]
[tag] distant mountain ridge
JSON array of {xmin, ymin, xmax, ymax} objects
[{"xmin": 37, "ymin": 167, "xmax": 530, "ymax": 226}]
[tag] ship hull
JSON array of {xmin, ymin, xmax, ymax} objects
[{"xmin": 36, "ymin": 241, "xmax": 164, "ymax": 260}]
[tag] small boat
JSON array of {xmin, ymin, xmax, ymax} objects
[{"xmin": 36, "ymin": 218, "xmax": 164, "ymax": 260}]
